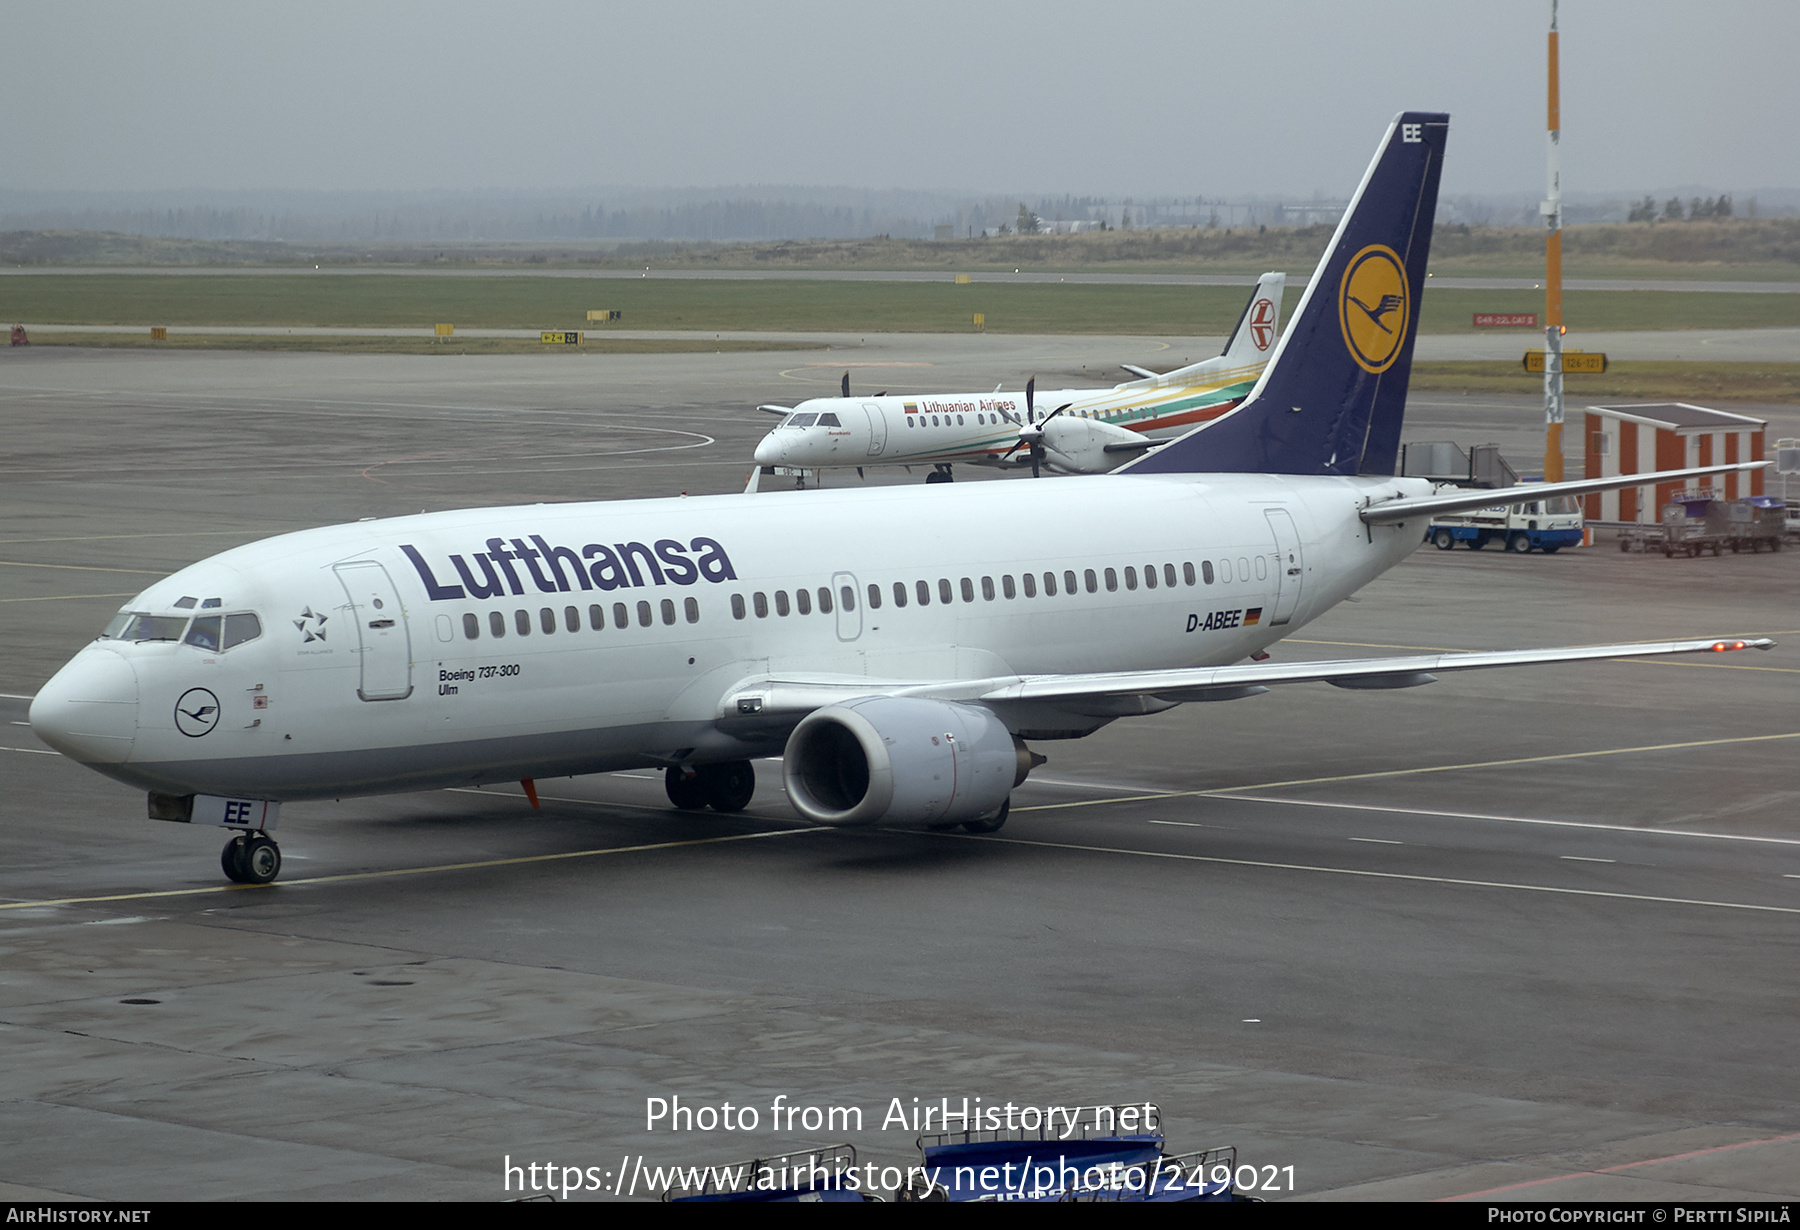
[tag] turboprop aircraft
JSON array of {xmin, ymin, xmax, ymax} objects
[
  {"xmin": 30, "ymin": 112, "xmax": 1771, "ymax": 887},
  {"xmin": 749, "ymin": 272, "xmax": 1286, "ymax": 482}
]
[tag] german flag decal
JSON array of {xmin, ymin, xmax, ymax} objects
[{"xmin": 1244, "ymin": 608, "xmax": 1263, "ymax": 626}]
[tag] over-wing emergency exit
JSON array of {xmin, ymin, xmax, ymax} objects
[
  {"xmin": 30, "ymin": 113, "xmax": 1771, "ymax": 888},
  {"xmin": 749, "ymin": 273, "xmax": 1286, "ymax": 482}
]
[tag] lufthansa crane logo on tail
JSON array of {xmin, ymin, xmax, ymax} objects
[
  {"xmin": 1249, "ymin": 298, "xmax": 1277, "ymax": 350},
  {"xmin": 1338, "ymin": 244, "xmax": 1410, "ymax": 373}
]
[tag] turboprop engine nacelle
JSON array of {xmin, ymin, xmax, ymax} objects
[
  {"xmin": 1038, "ymin": 415, "xmax": 1149, "ymax": 475},
  {"xmin": 782, "ymin": 697, "xmax": 1034, "ymax": 827}
]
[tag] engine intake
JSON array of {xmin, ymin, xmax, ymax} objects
[{"xmin": 782, "ymin": 697, "xmax": 1031, "ymax": 827}]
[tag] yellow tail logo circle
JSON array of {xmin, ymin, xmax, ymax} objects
[{"xmin": 1338, "ymin": 245, "xmax": 1409, "ymax": 373}]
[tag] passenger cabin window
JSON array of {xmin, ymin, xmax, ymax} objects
[
  {"xmin": 731, "ymin": 594, "xmax": 746, "ymax": 620},
  {"xmin": 915, "ymin": 580, "xmax": 930, "ymax": 606},
  {"xmin": 660, "ymin": 599, "xmax": 676, "ymax": 626},
  {"xmin": 775, "ymin": 591, "xmax": 790, "ymax": 617},
  {"xmin": 540, "ymin": 607, "xmax": 556, "ymax": 634},
  {"xmin": 938, "ymin": 578, "xmax": 953, "ymax": 604},
  {"xmin": 867, "ymin": 584, "xmax": 882, "ymax": 610},
  {"xmin": 490, "ymin": 611, "xmax": 506, "ymax": 638},
  {"xmin": 960, "ymin": 578, "xmax": 974, "ymax": 603},
  {"xmin": 1199, "ymin": 561, "xmax": 1212, "ymax": 585},
  {"xmin": 515, "ymin": 610, "xmax": 531, "ymax": 636},
  {"xmin": 819, "ymin": 587, "xmax": 834, "ymax": 614},
  {"xmin": 684, "ymin": 597, "xmax": 700, "ymax": 624},
  {"xmin": 591, "ymin": 604, "xmax": 607, "ymax": 630},
  {"xmin": 753, "ymin": 593, "xmax": 769, "ymax": 618},
  {"xmin": 464, "ymin": 613, "xmax": 481, "ymax": 640},
  {"xmin": 636, "ymin": 601, "xmax": 653, "ymax": 627},
  {"xmin": 840, "ymin": 586, "xmax": 855, "ymax": 611},
  {"xmin": 796, "ymin": 588, "xmax": 812, "ymax": 616},
  {"xmin": 565, "ymin": 606, "xmax": 580, "ymax": 633}
]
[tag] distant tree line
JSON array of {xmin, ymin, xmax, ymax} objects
[{"xmin": 1628, "ymin": 194, "xmax": 1738, "ymax": 222}]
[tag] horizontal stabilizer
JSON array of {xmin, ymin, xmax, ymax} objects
[
  {"xmin": 1361, "ymin": 460, "xmax": 1771, "ymax": 524},
  {"xmin": 1120, "ymin": 364, "xmax": 1161, "ymax": 380}
]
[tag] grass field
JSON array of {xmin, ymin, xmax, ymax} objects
[
  {"xmin": 8, "ymin": 218, "xmax": 1799, "ymax": 281},
  {"xmin": 7, "ymin": 275, "xmax": 1800, "ymax": 336},
  {"xmin": 20, "ymin": 332, "xmax": 825, "ymax": 357}
]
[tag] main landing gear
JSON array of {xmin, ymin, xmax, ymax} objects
[
  {"xmin": 925, "ymin": 464, "xmax": 955, "ymax": 484},
  {"xmin": 221, "ymin": 832, "xmax": 281, "ymax": 884},
  {"xmin": 665, "ymin": 761, "xmax": 757, "ymax": 813},
  {"xmin": 927, "ymin": 796, "xmax": 1011, "ymax": 834}
]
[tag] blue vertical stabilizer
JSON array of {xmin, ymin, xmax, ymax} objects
[{"xmin": 1125, "ymin": 112, "xmax": 1448, "ymax": 477}]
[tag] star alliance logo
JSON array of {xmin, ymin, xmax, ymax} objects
[{"xmin": 293, "ymin": 607, "xmax": 328, "ymax": 643}]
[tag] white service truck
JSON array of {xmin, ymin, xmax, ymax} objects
[{"xmin": 1428, "ymin": 492, "xmax": 1584, "ymax": 554}]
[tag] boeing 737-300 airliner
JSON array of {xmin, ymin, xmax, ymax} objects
[{"xmin": 30, "ymin": 113, "xmax": 1771, "ymax": 885}]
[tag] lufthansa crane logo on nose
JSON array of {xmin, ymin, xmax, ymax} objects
[
  {"xmin": 1338, "ymin": 244, "xmax": 1409, "ymax": 373},
  {"xmin": 174, "ymin": 688, "xmax": 221, "ymax": 738}
]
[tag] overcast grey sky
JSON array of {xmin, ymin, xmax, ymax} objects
[{"xmin": 5, "ymin": 0, "xmax": 1795, "ymax": 199}]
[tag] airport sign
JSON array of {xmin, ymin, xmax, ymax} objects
[{"xmin": 1523, "ymin": 349, "xmax": 1607, "ymax": 374}]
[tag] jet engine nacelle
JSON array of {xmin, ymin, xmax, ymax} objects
[
  {"xmin": 1039, "ymin": 415, "xmax": 1151, "ymax": 475},
  {"xmin": 781, "ymin": 697, "xmax": 1030, "ymax": 827}
]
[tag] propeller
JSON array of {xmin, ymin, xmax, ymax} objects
[
  {"xmin": 993, "ymin": 377, "xmax": 1030, "ymax": 427},
  {"xmin": 1000, "ymin": 378, "xmax": 1071, "ymax": 477}
]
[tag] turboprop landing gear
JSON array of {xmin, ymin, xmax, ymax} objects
[
  {"xmin": 961, "ymin": 796, "xmax": 1010, "ymax": 834},
  {"xmin": 925, "ymin": 465, "xmax": 955, "ymax": 484},
  {"xmin": 665, "ymin": 761, "xmax": 757, "ymax": 813},
  {"xmin": 221, "ymin": 832, "xmax": 281, "ymax": 884}
]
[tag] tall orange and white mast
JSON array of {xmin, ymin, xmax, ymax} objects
[{"xmin": 1542, "ymin": 0, "xmax": 1565, "ymax": 482}]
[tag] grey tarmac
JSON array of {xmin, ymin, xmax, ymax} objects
[{"xmin": 1, "ymin": 343, "xmax": 1798, "ymax": 1202}]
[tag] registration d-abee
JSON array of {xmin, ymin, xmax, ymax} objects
[{"xmin": 31, "ymin": 113, "xmax": 1772, "ymax": 885}]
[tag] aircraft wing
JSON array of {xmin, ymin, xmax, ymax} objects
[
  {"xmin": 719, "ymin": 636, "xmax": 1772, "ymax": 718},
  {"xmin": 756, "ymin": 404, "xmax": 794, "ymax": 416},
  {"xmin": 1361, "ymin": 461, "xmax": 1770, "ymax": 525},
  {"xmin": 974, "ymin": 636, "xmax": 1773, "ymax": 703}
]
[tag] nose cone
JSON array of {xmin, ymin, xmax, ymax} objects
[
  {"xmin": 753, "ymin": 433, "xmax": 786, "ymax": 466},
  {"xmin": 30, "ymin": 646, "xmax": 139, "ymax": 765}
]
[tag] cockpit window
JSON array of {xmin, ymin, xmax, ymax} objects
[
  {"xmin": 184, "ymin": 616, "xmax": 222, "ymax": 651},
  {"xmin": 818, "ymin": 413, "xmax": 841, "ymax": 427},
  {"xmin": 104, "ymin": 613, "xmax": 189, "ymax": 642},
  {"xmin": 787, "ymin": 413, "xmax": 818, "ymax": 428},
  {"xmin": 222, "ymin": 613, "xmax": 262, "ymax": 650}
]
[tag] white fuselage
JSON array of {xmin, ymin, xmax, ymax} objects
[
  {"xmin": 31, "ymin": 472, "xmax": 1430, "ymax": 802},
  {"xmin": 753, "ymin": 362, "xmax": 1267, "ymax": 472}
]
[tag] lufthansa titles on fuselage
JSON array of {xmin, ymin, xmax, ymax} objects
[{"xmin": 401, "ymin": 534, "xmax": 736, "ymax": 602}]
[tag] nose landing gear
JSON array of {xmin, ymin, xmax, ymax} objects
[{"xmin": 221, "ymin": 832, "xmax": 282, "ymax": 884}]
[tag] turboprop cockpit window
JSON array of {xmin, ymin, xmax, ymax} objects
[
  {"xmin": 104, "ymin": 613, "xmax": 189, "ymax": 642},
  {"xmin": 818, "ymin": 413, "xmax": 841, "ymax": 427},
  {"xmin": 788, "ymin": 413, "xmax": 818, "ymax": 428}
]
